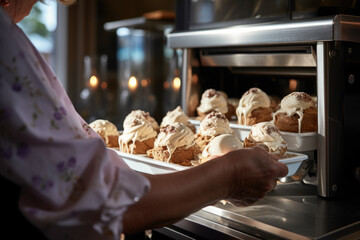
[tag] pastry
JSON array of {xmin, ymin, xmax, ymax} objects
[
  {"xmin": 160, "ymin": 106, "xmax": 196, "ymax": 133},
  {"xmin": 201, "ymin": 134, "xmax": 243, "ymax": 163},
  {"xmin": 243, "ymin": 122, "xmax": 287, "ymax": 158},
  {"xmin": 89, "ymin": 119, "xmax": 119, "ymax": 148},
  {"xmin": 195, "ymin": 111, "xmax": 235, "ymax": 151},
  {"xmin": 123, "ymin": 110, "xmax": 159, "ymax": 132},
  {"xmin": 273, "ymin": 92, "xmax": 317, "ymax": 133},
  {"xmin": 147, "ymin": 122, "xmax": 200, "ymax": 166},
  {"xmin": 196, "ymin": 89, "xmax": 232, "ymax": 120},
  {"xmin": 236, "ymin": 87, "xmax": 273, "ymax": 126},
  {"xmin": 118, "ymin": 117, "xmax": 157, "ymax": 154}
]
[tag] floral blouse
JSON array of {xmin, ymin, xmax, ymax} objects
[{"xmin": 0, "ymin": 8, "xmax": 150, "ymax": 240}]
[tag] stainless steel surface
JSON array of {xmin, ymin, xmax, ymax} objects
[
  {"xmin": 168, "ymin": 15, "xmax": 360, "ymax": 48},
  {"xmin": 182, "ymin": 215, "xmax": 260, "ymax": 240},
  {"xmin": 316, "ymin": 42, "xmax": 328, "ymax": 197},
  {"xmin": 189, "ymin": 183, "xmax": 360, "ymax": 239},
  {"xmin": 181, "ymin": 49, "xmax": 190, "ymax": 115},
  {"xmin": 200, "ymin": 51, "xmax": 316, "ymax": 67}
]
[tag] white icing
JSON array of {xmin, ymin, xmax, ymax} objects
[
  {"xmin": 123, "ymin": 110, "xmax": 159, "ymax": 131},
  {"xmin": 160, "ymin": 106, "xmax": 190, "ymax": 127},
  {"xmin": 154, "ymin": 122, "xmax": 195, "ymax": 162},
  {"xmin": 247, "ymin": 122, "xmax": 287, "ymax": 154},
  {"xmin": 119, "ymin": 118, "xmax": 157, "ymax": 154},
  {"xmin": 199, "ymin": 111, "xmax": 234, "ymax": 136},
  {"xmin": 202, "ymin": 134, "xmax": 243, "ymax": 160},
  {"xmin": 274, "ymin": 92, "xmax": 315, "ymax": 133},
  {"xmin": 89, "ymin": 119, "xmax": 119, "ymax": 145},
  {"xmin": 236, "ymin": 88, "xmax": 271, "ymax": 125},
  {"xmin": 197, "ymin": 89, "xmax": 228, "ymax": 114}
]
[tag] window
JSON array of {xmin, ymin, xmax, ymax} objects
[{"xmin": 18, "ymin": 0, "xmax": 69, "ymax": 90}]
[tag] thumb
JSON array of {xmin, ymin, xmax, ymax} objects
[{"xmin": 275, "ymin": 161, "xmax": 289, "ymax": 178}]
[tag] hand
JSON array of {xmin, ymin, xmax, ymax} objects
[{"xmin": 221, "ymin": 146, "xmax": 288, "ymax": 206}]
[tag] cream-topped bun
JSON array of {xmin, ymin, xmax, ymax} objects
[
  {"xmin": 197, "ymin": 89, "xmax": 228, "ymax": 115},
  {"xmin": 89, "ymin": 119, "xmax": 119, "ymax": 144},
  {"xmin": 274, "ymin": 92, "xmax": 316, "ymax": 132},
  {"xmin": 123, "ymin": 110, "xmax": 159, "ymax": 131},
  {"xmin": 160, "ymin": 106, "xmax": 190, "ymax": 127},
  {"xmin": 245, "ymin": 122, "xmax": 287, "ymax": 157},
  {"xmin": 119, "ymin": 118, "xmax": 157, "ymax": 154},
  {"xmin": 154, "ymin": 122, "xmax": 195, "ymax": 161},
  {"xmin": 278, "ymin": 92, "xmax": 315, "ymax": 113},
  {"xmin": 199, "ymin": 111, "xmax": 234, "ymax": 136},
  {"xmin": 236, "ymin": 88, "xmax": 271, "ymax": 125},
  {"xmin": 201, "ymin": 134, "xmax": 243, "ymax": 162}
]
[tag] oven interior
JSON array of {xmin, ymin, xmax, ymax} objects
[{"xmin": 184, "ymin": 42, "xmax": 360, "ymax": 197}]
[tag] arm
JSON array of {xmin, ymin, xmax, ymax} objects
[{"xmin": 123, "ymin": 147, "xmax": 288, "ymax": 234}]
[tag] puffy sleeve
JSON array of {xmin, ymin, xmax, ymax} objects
[{"xmin": 0, "ymin": 8, "xmax": 150, "ymax": 240}]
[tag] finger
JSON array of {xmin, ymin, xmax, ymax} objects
[
  {"xmin": 269, "ymin": 153, "xmax": 280, "ymax": 161},
  {"xmin": 275, "ymin": 161, "xmax": 289, "ymax": 177}
]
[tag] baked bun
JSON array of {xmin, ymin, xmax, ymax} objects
[
  {"xmin": 195, "ymin": 111, "xmax": 235, "ymax": 151},
  {"xmin": 160, "ymin": 106, "xmax": 196, "ymax": 133},
  {"xmin": 147, "ymin": 123, "xmax": 200, "ymax": 166},
  {"xmin": 89, "ymin": 119, "xmax": 119, "ymax": 148},
  {"xmin": 118, "ymin": 118, "xmax": 157, "ymax": 154},
  {"xmin": 236, "ymin": 88, "xmax": 273, "ymax": 126},
  {"xmin": 197, "ymin": 89, "xmax": 232, "ymax": 120},
  {"xmin": 273, "ymin": 92, "xmax": 317, "ymax": 133},
  {"xmin": 123, "ymin": 110, "xmax": 159, "ymax": 132},
  {"xmin": 244, "ymin": 122, "xmax": 287, "ymax": 158}
]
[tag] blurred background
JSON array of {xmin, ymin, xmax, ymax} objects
[{"xmin": 19, "ymin": 0, "xmax": 177, "ymax": 129}]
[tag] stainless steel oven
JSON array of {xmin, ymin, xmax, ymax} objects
[{"xmin": 169, "ymin": 2, "xmax": 360, "ymax": 198}]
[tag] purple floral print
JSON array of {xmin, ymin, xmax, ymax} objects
[
  {"xmin": 53, "ymin": 111, "xmax": 62, "ymax": 120},
  {"xmin": 31, "ymin": 174, "xmax": 54, "ymax": 191}
]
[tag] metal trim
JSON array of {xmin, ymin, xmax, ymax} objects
[
  {"xmin": 168, "ymin": 15, "xmax": 360, "ymax": 49},
  {"xmin": 197, "ymin": 206, "xmax": 312, "ymax": 240},
  {"xmin": 182, "ymin": 214, "xmax": 261, "ymax": 240},
  {"xmin": 200, "ymin": 52, "xmax": 316, "ymax": 67},
  {"xmin": 316, "ymin": 42, "xmax": 328, "ymax": 197}
]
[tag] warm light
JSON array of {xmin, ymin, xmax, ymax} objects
[
  {"xmin": 163, "ymin": 81, "xmax": 170, "ymax": 89},
  {"xmin": 101, "ymin": 81, "xmax": 107, "ymax": 89},
  {"xmin": 172, "ymin": 77, "xmax": 181, "ymax": 90},
  {"xmin": 141, "ymin": 79, "xmax": 148, "ymax": 87},
  {"xmin": 192, "ymin": 74, "xmax": 198, "ymax": 84},
  {"xmin": 89, "ymin": 75, "xmax": 99, "ymax": 89},
  {"xmin": 128, "ymin": 76, "xmax": 138, "ymax": 91},
  {"xmin": 289, "ymin": 79, "xmax": 298, "ymax": 91}
]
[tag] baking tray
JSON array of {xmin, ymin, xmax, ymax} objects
[
  {"xmin": 188, "ymin": 119, "xmax": 318, "ymax": 152},
  {"xmin": 114, "ymin": 150, "xmax": 308, "ymax": 177}
]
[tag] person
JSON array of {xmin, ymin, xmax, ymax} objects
[{"xmin": 0, "ymin": 0, "xmax": 288, "ymax": 239}]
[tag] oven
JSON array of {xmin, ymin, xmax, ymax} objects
[
  {"xmin": 150, "ymin": 1, "xmax": 360, "ymax": 239},
  {"xmin": 169, "ymin": 1, "xmax": 360, "ymax": 199}
]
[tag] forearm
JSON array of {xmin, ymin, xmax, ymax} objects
[{"xmin": 122, "ymin": 158, "xmax": 231, "ymax": 234}]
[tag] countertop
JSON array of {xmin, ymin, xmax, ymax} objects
[{"xmin": 170, "ymin": 182, "xmax": 360, "ymax": 240}]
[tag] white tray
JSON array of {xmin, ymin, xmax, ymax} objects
[
  {"xmin": 115, "ymin": 150, "xmax": 308, "ymax": 177},
  {"xmin": 189, "ymin": 119, "xmax": 318, "ymax": 152},
  {"xmin": 115, "ymin": 151, "xmax": 188, "ymax": 174}
]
